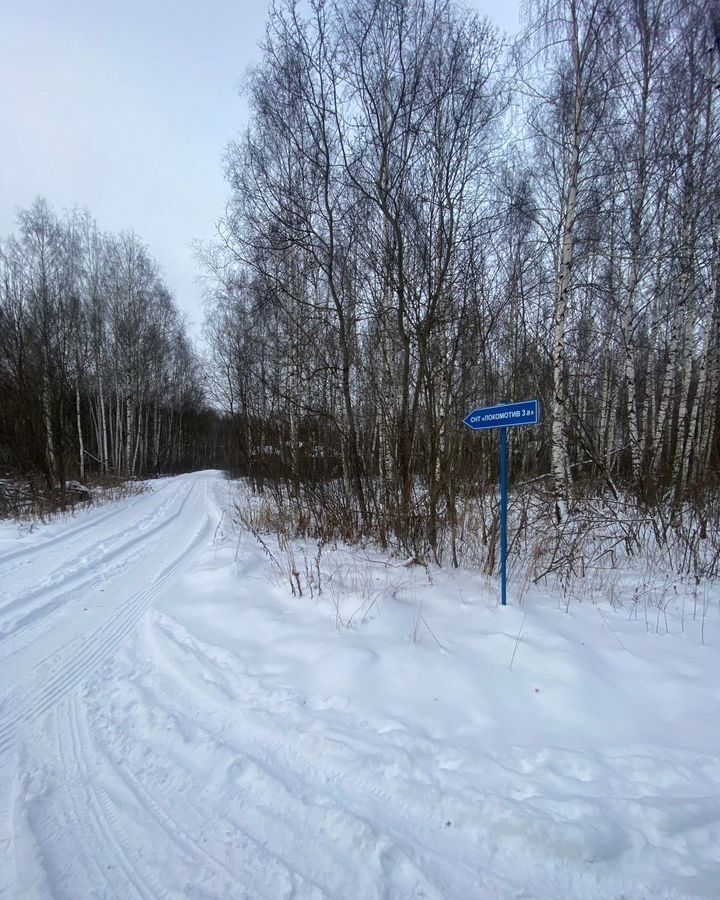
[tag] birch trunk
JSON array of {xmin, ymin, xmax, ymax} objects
[
  {"xmin": 131, "ymin": 402, "xmax": 143, "ymax": 476},
  {"xmin": 125, "ymin": 383, "xmax": 133, "ymax": 476},
  {"xmin": 598, "ymin": 357, "xmax": 615, "ymax": 471},
  {"xmin": 42, "ymin": 366, "xmax": 57, "ymax": 484},
  {"xmin": 153, "ymin": 398, "xmax": 161, "ymax": 472},
  {"xmin": 76, "ymin": 380, "xmax": 85, "ymax": 481},
  {"xmin": 651, "ymin": 204, "xmax": 693, "ymax": 479},
  {"xmin": 550, "ymin": 4, "xmax": 587, "ymax": 522},
  {"xmin": 640, "ymin": 202, "xmax": 671, "ymax": 468},
  {"xmin": 115, "ymin": 394, "xmax": 122, "ymax": 473},
  {"xmin": 622, "ymin": 301, "xmax": 643, "ymax": 484},
  {"xmin": 696, "ymin": 258, "xmax": 719, "ymax": 478},
  {"xmin": 671, "ymin": 310, "xmax": 697, "ymax": 500},
  {"xmin": 682, "ymin": 296, "xmax": 713, "ymax": 494},
  {"xmin": 552, "ymin": 135, "xmax": 578, "ymax": 521},
  {"xmin": 98, "ymin": 373, "xmax": 109, "ymax": 474}
]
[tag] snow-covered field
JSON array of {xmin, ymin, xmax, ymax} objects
[{"xmin": 0, "ymin": 470, "xmax": 718, "ymax": 899}]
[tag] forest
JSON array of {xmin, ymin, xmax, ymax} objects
[
  {"xmin": 0, "ymin": 199, "xmax": 226, "ymax": 505},
  {"xmin": 201, "ymin": 0, "xmax": 720, "ymax": 562},
  {"xmin": 2, "ymin": 0, "xmax": 719, "ymax": 568}
]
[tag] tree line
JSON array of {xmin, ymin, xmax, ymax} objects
[
  {"xmin": 0, "ymin": 198, "xmax": 224, "ymax": 491},
  {"xmin": 3, "ymin": 0, "xmax": 717, "ymax": 560},
  {"xmin": 202, "ymin": 0, "xmax": 720, "ymax": 556}
]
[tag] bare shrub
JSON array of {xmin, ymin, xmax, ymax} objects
[
  {"xmin": 228, "ymin": 470, "xmax": 720, "ymax": 632},
  {"xmin": 0, "ymin": 473, "xmax": 148, "ymax": 522}
]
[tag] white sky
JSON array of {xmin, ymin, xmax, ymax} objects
[{"xmin": 0, "ymin": 0, "xmax": 520, "ymax": 337}]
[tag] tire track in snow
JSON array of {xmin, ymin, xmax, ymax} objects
[
  {"xmin": 150, "ymin": 621, "xmax": 673, "ymax": 899},
  {"xmin": 90, "ymin": 697, "xmax": 323, "ymax": 900},
  {"xmin": 78, "ymin": 614, "xmax": 367, "ymax": 898},
  {"xmin": 133, "ymin": 620, "xmax": 447, "ymax": 899},
  {"xmin": 109, "ymin": 766, "xmax": 241, "ymax": 893},
  {"xmin": 0, "ymin": 508, "xmax": 213, "ymax": 754},
  {"xmin": 66, "ymin": 693, "xmax": 163, "ymax": 900},
  {"xmin": 0, "ymin": 756, "xmax": 19, "ymax": 884},
  {"xmin": 91, "ymin": 735, "xmax": 266, "ymax": 899},
  {"xmin": 56, "ymin": 636, "xmax": 268, "ymax": 899},
  {"xmin": 43, "ymin": 701, "xmax": 117, "ymax": 897}
]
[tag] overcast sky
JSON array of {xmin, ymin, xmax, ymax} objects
[{"xmin": 1, "ymin": 0, "xmax": 520, "ymax": 338}]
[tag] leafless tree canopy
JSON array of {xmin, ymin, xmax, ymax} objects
[
  {"xmin": 200, "ymin": 0, "xmax": 719, "ymax": 556},
  {"xmin": 2, "ymin": 0, "xmax": 719, "ymax": 557},
  {"xmin": 0, "ymin": 200, "xmax": 222, "ymax": 493}
]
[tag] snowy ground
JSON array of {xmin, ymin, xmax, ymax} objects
[{"xmin": 0, "ymin": 470, "xmax": 718, "ymax": 899}]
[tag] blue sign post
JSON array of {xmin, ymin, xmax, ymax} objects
[{"xmin": 463, "ymin": 400, "xmax": 540, "ymax": 606}]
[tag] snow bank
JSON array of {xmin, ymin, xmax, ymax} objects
[{"xmin": 1, "ymin": 472, "xmax": 718, "ymax": 898}]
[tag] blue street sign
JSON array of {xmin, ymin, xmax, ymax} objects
[
  {"xmin": 463, "ymin": 399, "xmax": 540, "ymax": 606},
  {"xmin": 463, "ymin": 399, "xmax": 539, "ymax": 431}
]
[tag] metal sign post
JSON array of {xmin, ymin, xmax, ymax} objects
[
  {"xmin": 463, "ymin": 400, "xmax": 540, "ymax": 606},
  {"xmin": 500, "ymin": 426, "xmax": 508, "ymax": 607}
]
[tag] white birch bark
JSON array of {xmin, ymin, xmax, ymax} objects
[
  {"xmin": 651, "ymin": 206, "xmax": 693, "ymax": 478},
  {"xmin": 622, "ymin": 300, "xmax": 643, "ymax": 483},
  {"xmin": 153, "ymin": 397, "xmax": 161, "ymax": 471},
  {"xmin": 683, "ymin": 296, "xmax": 713, "ymax": 492},
  {"xmin": 671, "ymin": 308, "xmax": 697, "ymax": 497},
  {"xmin": 42, "ymin": 366, "xmax": 57, "ymax": 483},
  {"xmin": 550, "ymin": 0, "xmax": 593, "ymax": 521},
  {"xmin": 76, "ymin": 380, "xmax": 85, "ymax": 482},
  {"xmin": 115, "ymin": 394, "xmax": 122, "ymax": 473},
  {"xmin": 131, "ymin": 402, "xmax": 143, "ymax": 476},
  {"xmin": 696, "ymin": 262, "xmax": 719, "ymax": 478},
  {"xmin": 125, "ymin": 381, "xmax": 133, "ymax": 476},
  {"xmin": 639, "ymin": 206, "xmax": 671, "ymax": 467},
  {"xmin": 98, "ymin": 379, "xmax": 109, "ymax": 474},
  {"xmin": 552, "ymin": 131, "xmax": 578, "ymax": 520}
]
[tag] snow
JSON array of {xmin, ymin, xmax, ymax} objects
[{"xmin": 0, "ymin": 470, "xmax": 719, "ymax": 899}]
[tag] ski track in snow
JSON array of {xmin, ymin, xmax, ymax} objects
[
  {"xmin": 0, "ymin": 508, "xmax": 212, "ymax": 752},
  {"xmin": 0, "ymin": 478, "xmax": 192, "ymax": 655},
  {"xmin": 0, "ymin": 471, "xmax": 719, "ymax": 899},
  {"xmin": 0, "ymin": 479, "xmax": 169, "ymax": 578},
  {"xmin": 0, "ymin": 473, "xmax": 219, "ymax": 894}
]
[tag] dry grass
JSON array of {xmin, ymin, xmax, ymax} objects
[
  {"xmin": 228, "ymin": 474, "xmax": 720, "ymax": 636},
  {"xmin": 0, "ymin": 474, "xmax": 149, "ymax": 522}
]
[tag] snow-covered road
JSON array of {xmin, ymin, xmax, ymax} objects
[
  {"xmin": 0, "ymin": 472, "xmax": 219, "ymax": 897},
  {"xmin": 1, "ymin": 471, "xmax": 719, "ymax": 899}
]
